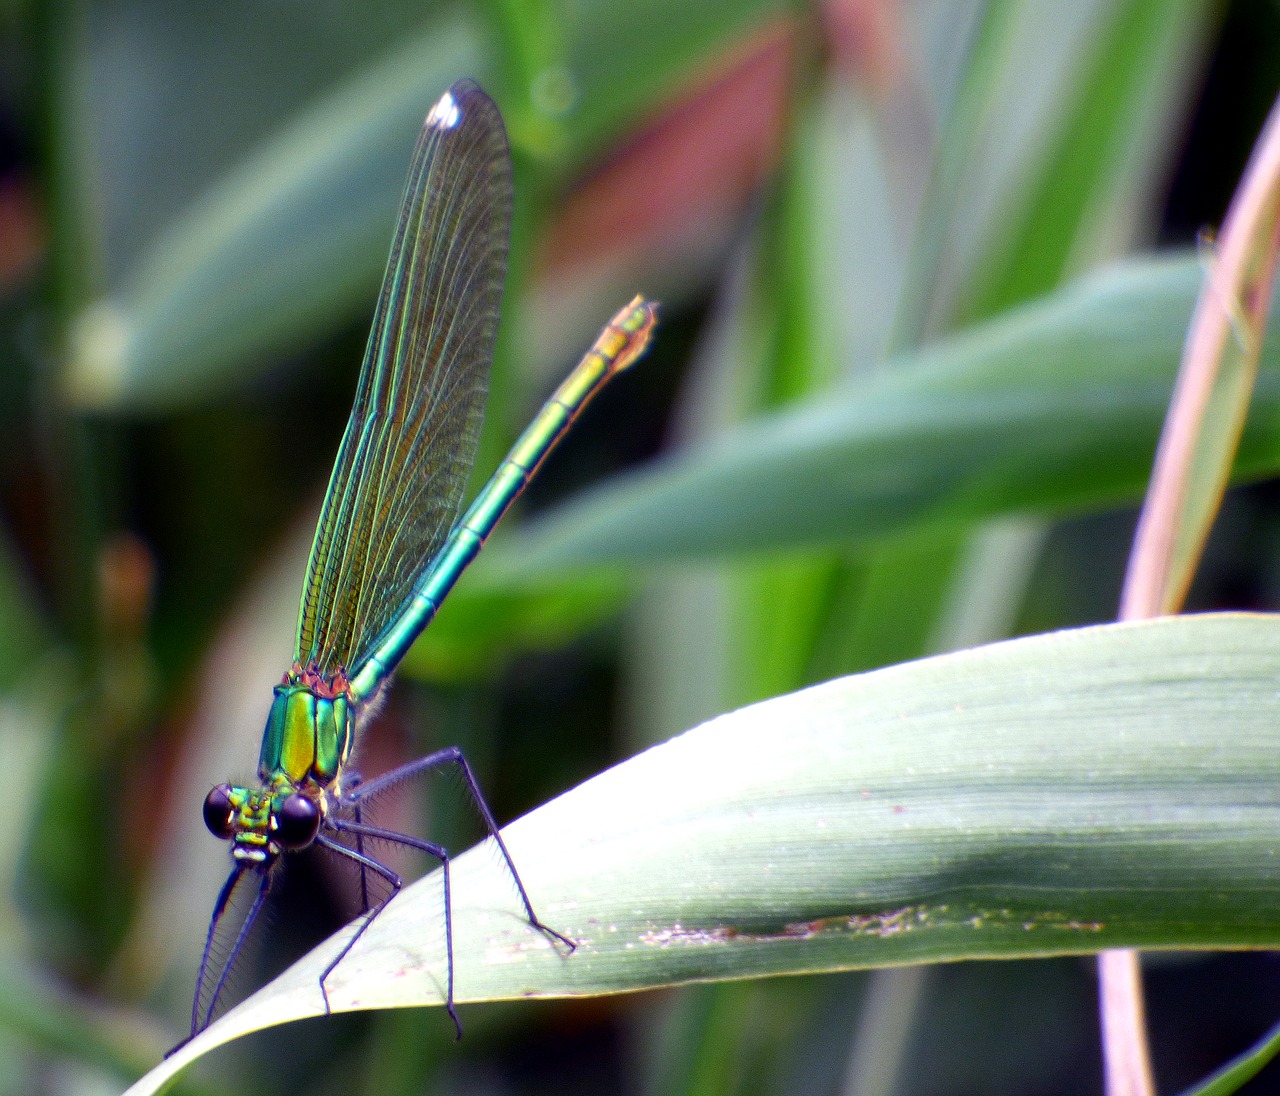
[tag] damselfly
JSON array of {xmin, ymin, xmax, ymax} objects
[{"xmin": 193, "ymin": 78, "xmax": 656, "ymax": 1039}]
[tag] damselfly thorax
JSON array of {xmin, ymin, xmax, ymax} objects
[{"xmin": 202, "ymin": 664, "xmax": 359, "ymax": 866}]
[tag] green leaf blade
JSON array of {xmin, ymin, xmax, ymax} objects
[
  {"xmin": 488, "ymin": 256, "xmax": 1280, "ymax": 573},
  {"xmin": 130, "ymin": 611, "xmax": 1280, "ymax": 1093},
  {"xmin": 64, "ymin": 20, "xmax": 488, "ymax": 409}
]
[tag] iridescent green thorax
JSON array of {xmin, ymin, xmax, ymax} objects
[{"xmin": 258, "ymin": 663, "xmax": 354, "ymax": 787}]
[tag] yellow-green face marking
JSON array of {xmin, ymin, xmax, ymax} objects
[{"xmin": 222, "ymin": 785, "xmax": 272, "ymax": 863}]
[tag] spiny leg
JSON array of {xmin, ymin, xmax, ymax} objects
[
  {"xmin": 344, "ymin": 745, "xmax": 575, "ymax": 951},
  {"xmin": 315, "ymin": 828, "xmax": 460, "ymax": 1037},
  {"xmin": 191, "ymin": 863, "xmax": 245, "ymax": 1038},
  {"xmin": 344, "ymin": 771, "xmax": 373, "ymax": 913},
  {"xmin": 345, "ymin": 780, "xmax": 371, "ymax": 912},
  {"xmin": 200, "ymin": 866, "xmax": 271, "ymax": 1033},
  {"xmin": 354, "ymin": 801, "xmax": 370, "ymax": 912}
]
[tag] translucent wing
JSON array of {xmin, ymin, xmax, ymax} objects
[{"xmin": 296, "ymin": 80, "xmax": 511, "ymax": 676}]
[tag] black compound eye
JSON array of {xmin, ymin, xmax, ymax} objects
[
  {"xmin": 274, "ymin": 793, "xmax": 321, "ymax": 850},
  {"xmin": 203, "ymin": 784, "xmax": 236, "ymax": 840}
]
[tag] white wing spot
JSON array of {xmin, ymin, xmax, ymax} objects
[{"xmin": 426, "ymin": 90, "xmax": 461, "ymax": 130}]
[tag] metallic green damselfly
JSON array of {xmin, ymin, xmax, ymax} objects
[{"xmin": 193, "ymin": 79, "xmax": 656, "ymax": 1039}]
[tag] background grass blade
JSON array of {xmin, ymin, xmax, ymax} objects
[{"xmin": 488, "ymin": 255, "xmax": 1280, "ymax": 574}]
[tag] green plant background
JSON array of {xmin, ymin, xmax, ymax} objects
[{"xmin": 2, "ymin": 0, "xmax": 1280, "ymax": 1094}]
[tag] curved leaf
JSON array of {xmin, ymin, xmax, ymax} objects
[{"xmin": 131, "ymin": 611, "xmax": 1280, "ymax": 1092}]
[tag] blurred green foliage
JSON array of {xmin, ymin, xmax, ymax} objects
[{"xmin": 0, "ymin": 0, "xmax": 1278, "ymax": 1094}]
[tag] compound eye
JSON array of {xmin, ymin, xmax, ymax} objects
[
  {"xmin": 274, "ymin": 793, "xmax": 321, "ymax": 850},
  {"xmin": 203, "ymin": 784, "xmax": 236, "ymax": 840}
]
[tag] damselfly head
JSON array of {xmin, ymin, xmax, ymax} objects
[
  {"xmin": 203, "ymin": 782, "xmax": 273, "ymax": 861},
  {"xmin": 203, "ymin": 780, "xmax": 323, "ymax": 860}
]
